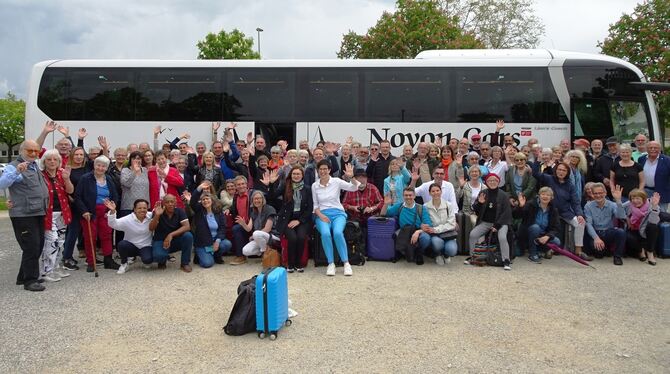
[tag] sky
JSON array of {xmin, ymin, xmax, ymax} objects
[{"xmin": 0, "ymin": 0, "xmax": 642, "ymax": 98}]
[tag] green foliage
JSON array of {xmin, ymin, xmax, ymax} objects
[
  {"xmin": 337, "ymin": 0, "xmax": 483, "ymax": 59},
  {"xmin": 197, "ymin": 29, "xmax": 260, "ymax": 60},
  {"xmin": 440, "ymin": 0, "xmax": 545, "ymax": 48},
  {"xmin": 0, "ymin": 92, "xmax": 25, "ymax": 161},
  {"xmin": 0, "ymin": 197, "xmax": 6, "ymax": 211},
  {"xmin": 599, "ymin": 0, "xmax": 670, "ymax": 134}
]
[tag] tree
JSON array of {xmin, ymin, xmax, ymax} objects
[
  {"xmin": 440, "ymin": 0, "xmax": 545, "ymax": 49},
  {"xmin": 0, "ymin": 92, "xmax": 25, "ymax": 162},
  {"xmin": 337, "ymin": 0, "xmax": 483, "ymax": 59},
  {"xmin": 599, "ymin": 0, "xmax": 670, "ymax": 131},
  {"xmin": 197, "ymin": 29, "xmax": 260, "ymax": 59}
]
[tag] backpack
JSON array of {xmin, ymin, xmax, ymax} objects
[
  {"xmin": 223, "ymin": 276, "xmax": 257, "ymax": 336},
  {"xmin": 394, "ymin": 205, "xmax": 423, "ymax": 261},
  {"xmin": 344, "ymin": 221, "xmax": 366, "ymax": 266}
]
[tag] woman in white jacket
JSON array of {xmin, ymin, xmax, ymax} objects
[{"xmin": 423, "ymin": 183, "xmax": 458, "ymax": 265}]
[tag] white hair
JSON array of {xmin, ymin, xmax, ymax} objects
[
  {"xmin": 39, "ymin": 149, "xmax": 62, "ymax": 170},
  {"xmin": 94, "ymin": 155, "xmax": 110, "ymax": 167}
]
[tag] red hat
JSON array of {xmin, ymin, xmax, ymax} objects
[
  {"xmin": 470, "ymin": 134, "xmax": 482, "ymax": 141},
  {"xmin": 484, "ymin": 173, "xmax": 500, "ymax": 183},
  {"xmin": 573, "ymin": 138, "xmax": 590, "ymax": 148}
]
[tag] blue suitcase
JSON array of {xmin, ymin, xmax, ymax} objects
[
  {"xmin": 255, "ymin": 267, "xmax": 291, "ymax": 340},
  {"xmin": 367, "ymin": 217, "xmax": 396, "ymax": 261},
  {"xmin": 657, "ymin": 222, "xmax": 670, "ymax": 258}
]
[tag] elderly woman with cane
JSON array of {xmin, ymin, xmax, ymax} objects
[{"xmin": 74, "ymin": 155, "xmax": 120, "ymax": 272}]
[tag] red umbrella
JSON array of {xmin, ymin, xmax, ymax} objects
[{"xmin": 545, "ymin": 242, "xmax": 596, "ymax": 269}]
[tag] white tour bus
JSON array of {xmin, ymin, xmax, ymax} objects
[{"xmin": 25, "ymin": 49, "xmax": 662, "ymax": 152}]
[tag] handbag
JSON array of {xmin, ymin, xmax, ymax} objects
[
  {"xmin": 395, "ymin": 225, "xmax": 417, "ymax": 262},
  {"xmin": 261, "ymin": 248, "xmax": 281, "ymax": 269},
  {"xmin": 471, "ymin": 232, "xmax": 497, "ymax": 266},
  {"xmin": 438, "ymin": 230, "xmax": 458, "ymax": 241}
]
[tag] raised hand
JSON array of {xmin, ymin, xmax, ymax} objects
[
  {"xmin": 153, "ymin": 201, "xmax": 164, "ymax": 216},
  {"xmin": 16, "ymin": 162, "xmax": 29, "ymax": 173},
  {"xmin": 226, "ymin": 122, "xmax": 237, "ymax": 130},
  {"xmin": 246, "ymin": 132, "xmax": 254, "ymax": 145},
  {"xmin": 458, "ymin": 175, "xmax": 466, "ymax": 187},
  {"xmin": 98, "ymin": 136, "xmax": 108, "ymax": 149},
  {"xmin": 384, "ymin": 193, "xmax": 394, "ymax": 205},
  {"xmin": 612, "ymin": 184, "xmax": 623, "ymax": 201},
  {"xmin": 78, "ymin": 128, "xmax": 88, "ymax": 139},
  {"xmin": 496, "ymin": 119, "xmax": 505, "ymax": 131},
  {"xmin": 344, "ymin": 163, "xmax": 354, "ymax": 180},
  {"xmin": 411, "ymin": 167, "xmax": 420, "ymax": 181},
  {"xmin": 43, "ymin": 120, "xmax": 57, "ymax": 133},
  {"xmin": 103, "ymin": 199, "xmax": 116, "ymax": 213},
  {"xmin": 57, "ymin": 125, "xmax": 69, "ymax": 137},
  {"xmin": 434, "ymin": 137, "xmax": 443, "ymax": 147},
  {"xmin": 212, "ymin": 122, "xmax": 221, "ymax": 132},
  {"xmin": 277, "ymin": 140, "xmax": 288, "ymax": 151},
  {"xmin": 517, "ymin": 192, "xmax": 526, "ymax": 207},
  {"xmin": 224, "ymin": 129, "xmax": 234, "ymax": 143},
  {"xmin": 182, "ymin": 191, "xmax": 191, "ymax": 201},
  {"xmin": 153, "ymin": 125, "xmax": 162, "ymax": 138},
  {"xmin": 261, "ymin": 171, "xmax": 271, "ymax": 186},
  {"xmin": 61, "ymin": 166, "xmax": 71, "ymax": 180},
  {"xmin": 477, "ymin": 191, "xmax": 487, "ymax": 204},
  {"xmin": 269, "ymin": 169, "xmax": 279, "ymax": 183},
  {"xmin": 651, "ymin": 192, "xmax": 661, "ymax": 208},
  {"xmin": 179, "ymin": 133, "xmax": 190, "ymax": 140},
  {"xmin": 222, "ymin": 141, "xmax": 230, "ymax": 153},
  {"xmin": 345, "ymin": 136, "xmax": 354, "ymax": 144}
]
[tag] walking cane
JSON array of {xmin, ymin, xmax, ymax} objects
[{"xmin": 85, "ymin": 217, "xmax": 99, "ymax": 277}]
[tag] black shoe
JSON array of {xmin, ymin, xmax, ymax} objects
[
  {"xmin": 287, "ymin": 267, "xmax": 295, "ymax": 273},
  {"xmin": 16, "ymin": 278, "xmax": 45, "ymax": 285},
  {"xmin": 296, "ymin": 268, "xmax": 304, "ymax": 273},
  {"xmin": 594, "ymin": 251, "xmax": 604, "ymax": 259},
  {"xmin": 214, "ymin": 257, "xmax": 224, "ymax": 265},
  {"xmin": 86, "ymin": 265, "xmax": 95, "ymax": 273},
  {"xmin": 415, "ymin": 255, "xmax": 424, "ymax": 266},
  {"xmin": 157, "ymin": 263, "xmax": 167, "ymax": 270},
  {"xmin": 24, "ymin": 282, "xmax": 46, "ymax": 292},
  {"xmin": 613, "ymin": 256, "xmax": 623, "ymax": 266},
  {"xmin": 95, "ymin": 257, "xmax": 104, "ymax": 265},
  {"xmin": 103, "ymin": 256, "xmax": 120, "ymax": 270},
  {"xmin": 63, "ymin": 259, "xmax": 79, "ymax": 271}
]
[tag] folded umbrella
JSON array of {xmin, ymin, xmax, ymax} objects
[{"xmin": 545, "ymin": 242, "xmax": 596, "ymax": 269}]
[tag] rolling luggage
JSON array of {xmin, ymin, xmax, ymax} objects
[
  {"xmin": 255, "ymin": 267, "xmax": 291, "ymax": 340},
  {"xmin": 366, "ymin": 217, "xmax": 397, "ymax": 261},
  {"xmin": 312, "ymin": 229, "xmax": 343, "ymax": 267},
  {"xmin": 657, "ymin": 222, "xmax": 670, "ymax": 258},
  {"xmin": 280, "ymin": 236, "xmax": 310, "ymax": 268}
]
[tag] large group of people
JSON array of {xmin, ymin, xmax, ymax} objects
[{"xmin": 2, "ymin": 120, "xmax": 669, "ymax": 292}]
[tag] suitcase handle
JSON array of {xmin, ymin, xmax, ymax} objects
[{"xmin": 373, "ymin": 217, "xmax": 389, "ymax": 222}]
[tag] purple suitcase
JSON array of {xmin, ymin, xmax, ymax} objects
[{"xmin": 367, "ymin": 217, "xmax": 396, "ymax": 261}]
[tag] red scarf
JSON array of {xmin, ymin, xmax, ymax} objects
[
  {"xmin": 42, "ymin": 169, "xmax": 72, "ymax": 228},
  {"xmin": 441, "ymin": 157, "xmax": 453, "ymax": 170}
]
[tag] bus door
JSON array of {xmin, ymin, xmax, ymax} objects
[
  {"xmin": 571, "ymin": 98, "xmax": 651, "ymax": 145},
  {"xmin": 255, "ymin": 122, "xmax": 297, "ymax": 149}
]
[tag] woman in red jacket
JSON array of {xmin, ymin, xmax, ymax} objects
[{"xmin": 149, "ymin": 152, "xmax": 185, "ymax": 208}]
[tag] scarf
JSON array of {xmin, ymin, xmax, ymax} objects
[
  {"xmin": 629, "ymin": 200, "xmax": 649, "ymax": 230},
  {"xmin": 42, "ymin": 169, "xmax": 72, "ymax": 228},
  {"xmin": 292, "ymin": 181, "xmax": 304, "ymax": 212},
  {"xmin": 441, "ymin": 157, "xmax": 452, "ymax": 171}
]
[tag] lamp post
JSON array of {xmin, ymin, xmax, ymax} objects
[{"xmin": 256, "ymin": 27, "xmax": 263, "ymax": 58}]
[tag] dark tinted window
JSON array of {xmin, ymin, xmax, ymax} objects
[
  {"xmin": 303, "ymin": 70, "xmax": 359, "ymax": 121},
  {"xmin": 452, "ymin": 67, "xmax": 566, "ymax": 123},
  {"xmin": 563, "ymin": 62, "xmax": 642, "ymax": 99},
  {"xmin": 136, "ymin": 69, "xmax": 221, "ymax": 121},
  {"xmin": 67, "ymin": 70, "xmax": 135, "ymax": 120},
  {"xmin": 364, "ymin": 69, "xmax": 445, "ymax": 121},
  {"xmin": 572, "ymin": 100, "xmax": 612, "ymax": 139},
  {"xmin": 226, "ymin": 70, "xmax": 295, "ymax": 121},
  {"xmin": 37, "ymin": 69, "xmax": 68, "ymax": 119}
]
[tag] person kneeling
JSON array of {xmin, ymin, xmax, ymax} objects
[
  {"xmin": 105, "ymin": 199, "xmax": 154, "ymax": 274},
  {"xmin": 241, "ymin": 191, "xmax": 278, "ymax": 259},
  {"xmin": 469, "ymin": 173, "xmax": 513, "ymax": 270},
  {"xmin": 381, "ymin": 187, "xmax": 432, "ymax": 265},
  {"xmin": 513, "ymin": 187, "xmax": 561, "ymax": 264},
  {"xmin": 149, "ymin": 194, "xmax": 193, "ymax": 272},
  {"xmin": 189, "ymin": 183, "xmax": 232, "ymax": 268}
]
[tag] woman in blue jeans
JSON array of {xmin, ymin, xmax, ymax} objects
[
  {"xmin": 423, "ymin": 183, "xmax": 458, "ymax": 266},
  {"xmin": 311, "ymin": 160, "xmax": 359, "ymax": 277},
  {"xmin": 188, "ymin": 182, "xmax": 232, "ymax": 268},
  {"xmin": 513, "ymin": 186, "xmax": 561, "ymax": 263}
]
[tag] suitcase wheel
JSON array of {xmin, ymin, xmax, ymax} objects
[
  {"xmin": 269, "ymin": 333, "xmax": 277, "ymax": 341},
  {"xmin": 258, "ymin": 331, "xmax": 265, "ymax": 339},
  {"xmin": 285, "ymin": 319, "xmax": 292, "ymax": 327}
]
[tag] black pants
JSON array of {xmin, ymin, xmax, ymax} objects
[
  {"xmin": 11, "ymin": 216, "xmax": 45, "ymax": 285},
  {"xmin": 284, "ymin": 223, "xmax": 309, "ymax": 268},
  {"xmin": 626, "ymin": 224, "xmax": 659, "ymax": 256},
  {"xmin": 117, "ymin": 240, "xmax": 153, "ymax": 264}
]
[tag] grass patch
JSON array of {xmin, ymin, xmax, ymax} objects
[{"xmin": 0, "ymin": 196, "xmax": 7, "ymax": 210}]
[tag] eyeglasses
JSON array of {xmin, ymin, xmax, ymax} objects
[
  {"xmin": 25, "ymin": 149, "xmax": 41, "ymax": 154},
  {"xmin": 515, "ymin": 159, "xmax": 526, "ymax": 162},
  {"xmin": 433, "ymin": 172, "xmax": 445, "ymax": 175},
  {"xmin": 370, "ymin": 148, "xmax": 379, "ymax": 151}
]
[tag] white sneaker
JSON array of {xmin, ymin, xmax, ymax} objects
[
  {"xmin": 435, "ymin": 255, "xmax": 445, "ymax": 266},
  {"xmin": 127, "ymin": 257, "xmax": 135, "ymax": 265},
  {"xmin": 54, "ymin": 268, "xmax": 70, "ymax": 278},
  {"xmin": 343, "ymin": 263, "xmax": 353, "ymax": 276},
  {"xmin": 42, "ymin": 272, "xmax": 61, "ymax": 282},
  {"xmin": 326, "ymin": 263, "xmax": 336, "ymax": 276},
  {"xmin": 117, "ymin": 263, "xmax": 129, "ymax": 275},
  {"xmin": 445, "ymin": 256, "xmax": 451, "ymax": 264}
]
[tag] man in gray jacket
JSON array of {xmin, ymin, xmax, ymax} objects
[{"xmin": 0, "ymin": 140, "xmax": 50, "ymax": 291}]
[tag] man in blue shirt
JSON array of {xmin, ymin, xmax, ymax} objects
[
  {"xmin": 381, "ymin": 187, "xmax": 432, "ymax": 265},
  {"xmin": 584, "ymin": 183, "xmax": 627, "ymax": 265}
]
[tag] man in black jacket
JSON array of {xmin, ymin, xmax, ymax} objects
[
  {"xmin": 592, "ymin": 136, "xmax": 620, "ymax": 195},
  {"xmin": 366, "ymin": 140, "xmax": 395, "ymax": 194}
]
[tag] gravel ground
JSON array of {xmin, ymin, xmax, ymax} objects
[{"xmin": 0, "ymin": 217, "xmax": 669, "ymax": 373}]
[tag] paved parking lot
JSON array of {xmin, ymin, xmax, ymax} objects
[{"xmin": 0, "ymin": 217, "xmax": 668, "ymax": 373}]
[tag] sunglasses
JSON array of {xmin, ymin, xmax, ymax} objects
[{"xmin": 25, "ymin": 149, "xmax": 41, "ymax": 154}]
